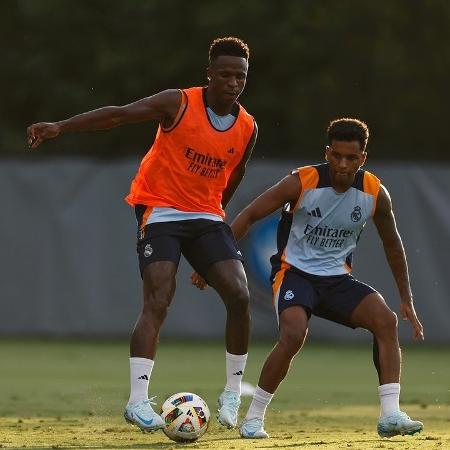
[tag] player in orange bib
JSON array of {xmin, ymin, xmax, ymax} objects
[{"xmin": 27, "ymin": 37, "xmax": 257, "ymax": 432}]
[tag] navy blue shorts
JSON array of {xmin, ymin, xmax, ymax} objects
[
  {"xmin": 272, "ymin": 266, "xmax": 376, "ymax": 328},
  {"xmin": 135, "ymin": 207, "xmax": 243, "ymax": 278}
]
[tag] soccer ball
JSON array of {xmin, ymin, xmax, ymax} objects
[{"xmin": 160, "ymin": 392, "xmax": 210, "ymax": 442}]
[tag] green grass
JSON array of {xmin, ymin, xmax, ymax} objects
[{"xmin": 1, "ymin": 339, "xmax": 449, "ymax": 449}]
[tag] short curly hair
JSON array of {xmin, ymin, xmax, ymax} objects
[
  {"xmin": 209, "ymin": 37, "xmax": 250, "ymax": 64},
  {"xmin": 327, "ymin": 118, "xmax": 370, "ymax": 151}
]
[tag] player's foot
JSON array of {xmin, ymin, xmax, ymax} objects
[
  {"xmin": 377, "ymin": 411, "xmax": 423, "ymax": 438},
  {"xmin": 124, "ymin": 397, "xmax": 165, "ymax": 432},
  {"xmin": 217, "ymin": 390, "xmax": 241, "ymax": 428},
  {"xmin": 239, "ymin": 417, "xmax": 269, "ymax": 439}
]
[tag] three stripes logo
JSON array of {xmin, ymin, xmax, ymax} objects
[
  {"xmin": 307, "ymin": 207, "xmax": 322, "ymax": 218},
  {"xmin": 138, "ymin": 375, "xmax": 149, "ymax": 380}
]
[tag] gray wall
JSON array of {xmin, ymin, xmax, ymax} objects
[{"xmin": 1, "ymin": 158, "xmax": 449, "ymax": 342}]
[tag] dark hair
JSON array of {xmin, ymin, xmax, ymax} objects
[
  {"xmin": 327, "ymin": 118, "xmax": 369, "ymax": 151},
  {"xmin": 209, "ymin": 37, "xmax": 250, "ymax": 64}
]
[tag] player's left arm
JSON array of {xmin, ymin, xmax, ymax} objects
[
  {"xmin": 373, "ymin": 184, "xmax": 424, "ymax": 340},
  {"xmin": 221, "ymin": 121, "xmax": 258, "ymax": 209}
]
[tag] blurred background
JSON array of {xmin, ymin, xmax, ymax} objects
[{"xmin": 1, "ymin": 0, "xmax": 450, "ymax": 343}]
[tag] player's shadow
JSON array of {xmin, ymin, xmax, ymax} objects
[
  {"xmin": 249, "ymin": 438, "xmax": 408, "ymax": 448},
  {"xmin": 24, "ymin": 436, "xmax": 410, "ymax": 449}
]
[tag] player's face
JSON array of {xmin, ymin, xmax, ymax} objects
[
  {"xmin": 325, "ymin": 140, "xmax": 367, "ymax": 189},
  {"xmin": 207, "ymin": 55, "xmax": 248, "ymax": 105}
]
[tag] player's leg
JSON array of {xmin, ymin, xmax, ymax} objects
[
  {"xmin": 207, "ymin": 259, "xmax": 250, "ymax": 355},
  {"xmin": 183, "ymin": 220, "xmax": 249, "ymax": 428},
  {"xmin": 240, "ymin": 306, "xmax": 309, "ymax": 438},
  {"xmin": 350, "ymin": 292, "xmax": 423, "ymax": 437},
  {"xmin": 351, "ymin": 292, "xmax": 400, "ymax": 384},
  {"xmin": 259, "ymin": 306, "xmax": 309, "ymax": 392},
  {"xmin": 130, "ymin": 261, "xmax": 178, "ymax": 359},
  {"xmin": 205, "ymin": 258, "xmax": 250, "ymax": 428},
  {"xmin": 240, "ymin": 267, "xmax": 315, "ymax": 439},
  {"xmin": 125, "ymin": 217, "xmax": 182, "ymax": 432}
]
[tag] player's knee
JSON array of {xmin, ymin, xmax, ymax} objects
[
  {"xmin": 143, "ymin": 286, "xmax": 172, "ymax": 318},
  {"xmin": 224, "ymin": 285, "xmax": 250, "ymax": 313},
  {"xmin": 373, "ymin": 309, "xmax": 398, "ymax": 336},
  {"xmin": 280, "ymin": 327, "xmax": 307, "ymax": 355}
]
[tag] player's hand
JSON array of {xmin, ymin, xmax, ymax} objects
[
  {"xmin": 400, "ymin": 299, "xmax": 424, "ymax": 340},
  {"xmin": 27, "ymin": 122, "xmax": 60, "ymax": 149},
  {"xmin": 191, "ymin": 272, "xmax": 208, "ymax": 290}
]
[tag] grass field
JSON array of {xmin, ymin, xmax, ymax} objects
[{"xmin": 1, "ymin": 339, "xmax": 449, "ymax": 449}]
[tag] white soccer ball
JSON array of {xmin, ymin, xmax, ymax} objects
[{"xmin": 160, "ymin": 392, "xmax": 210, "ymax": 442}]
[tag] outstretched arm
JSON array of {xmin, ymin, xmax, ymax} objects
[
  {"xmin": 27, "ymin": 89, "xmax": 182, "ymax": 149},
  {"xmin": 373, "ymin": 184, "xmax": 424, "ymax": 340}
]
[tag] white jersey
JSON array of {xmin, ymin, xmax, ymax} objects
[{"xmin": 271, "ymin": 163, "xmax": 381, "ymax": 276}]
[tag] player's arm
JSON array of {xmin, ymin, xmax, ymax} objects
[
  {"xmin": 191, "ymin": 171, "xmax": 301, "ymax": 290},
  {"xmin": 221, "ymin": 121, "xmax": 258, "ymax": 209},
  {"xmin": 231, "ymin": 171, "xmax": 301, "ymax": 241},
  {"xmin": 27, "ymin": 89, "xmax": 182, "ymax": 149},
  {"xmin": 372, "ymin": 184, "xmax": 424, "ymax": 340}
]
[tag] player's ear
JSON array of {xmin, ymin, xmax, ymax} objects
[
  {"xmin": 359, "ymin": 151, "xmax": 367, "ymax": 168},
  {"xmin": 206, "ymin": 67, "xmax": 212, "ymax": 82},
  {"xmin": 325, "ymin": 146, "xmax": 330, "ymax": 161}
]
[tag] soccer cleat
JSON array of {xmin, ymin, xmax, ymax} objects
[
  {"xmin": 377, "ymin": 410, "xmax": 423, "ymax": 438},
  {"xmin": 217, "ymin": 390, "xmax": 241, "ymax": 428},
  {"xmin": 239, "ymin": 417, "xmax": 269, "ymax": 439},
  {"xmin": 124, "ymin": 397, "xmax": 165, "ymax": 432}
]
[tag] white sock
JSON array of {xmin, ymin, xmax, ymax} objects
[
  {"xmin": 225, "ymin": 351, "xmax": 248, "ymax": 395},
  {"xmin": 378, "ymin": 383, "xmax": 400, "ymax": 417},
  {"xmin": 128, "ymin": 357, "xmax": 154, "ymax": 406},
  {"xmin": 245, "ymin": 385, "xmax": 274, "ymax": 421}
]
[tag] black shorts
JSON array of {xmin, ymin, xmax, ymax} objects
[
  {"xmin": 272, "ymin": 266, "xmax": 376, "ymax": 328},
  {"xmin": 135, "ymin": 207, "xmax": 243, "ymax": 278}
]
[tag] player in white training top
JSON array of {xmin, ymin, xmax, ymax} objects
[{"xmin": 194, "ymin": 117, "xmax": 424, "ymax": 439}]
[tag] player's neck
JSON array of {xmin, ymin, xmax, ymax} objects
[
  {"xmin": 205, "ymin": 88, "xmax": 234, "ymax": 116},
  {"xmin": 332, "ymin": 182, "xmax": 352, "ymax": 193},
  {"xmin": 330, "ymin": 176, "xmax": 355, "ymax": 193}
]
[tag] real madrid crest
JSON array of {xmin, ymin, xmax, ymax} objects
[
  {"xmin": 351, "ymin": 206, "xmax": 362, "ymax": 222},
  {"xmin": 144, "ymin": 243, "xmax": 153, "ymax": 257}
]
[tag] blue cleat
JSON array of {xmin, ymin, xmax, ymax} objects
[
  {"xmin": 217, "ymin": 390, "xmax": 241, "ymax": 428},
  {"xmin": 124, "ymin": 397, "xmax": 165, "ymax": 432},
  {"xmin": 377, "ymin": 411, "xmax": 423, "ymax": 438},
  {"xmin": 239, "ymin": 417, "xmax": 269, "ymax": 439}
]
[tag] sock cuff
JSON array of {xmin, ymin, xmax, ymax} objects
[
  {"xmin": 254, "ymin": 385, "xmax": 274, "ymax": 402},
  {"xmin": 225, "ymin": 351, "xmax": 248, "ymax": 362},
  {"xmin": 130, "ymin": 357, "xmax": 154, "ymax": 367},
  {"xmin": 378, "ymin": 383, "xmax": 400, "ymax": 396}
]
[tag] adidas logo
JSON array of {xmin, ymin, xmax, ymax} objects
[
  {"xmin": 307, "ymin": 207, "xmax": 322, "ymax": 218},
  {"xmin": 227, "ymin": 147, "xmax": 235, "ymax": 154},
  {"xmin": 138, "ymin": 375, "xmax": 148, "ymax": 380},
  {"xmin": 233, "ymin": 370, "xmax": 243, "ymax": 376}
]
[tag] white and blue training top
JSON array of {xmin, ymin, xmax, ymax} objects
[{"xmin": 271, "ymin": 163, "xmax": 381, "ymax": 276}]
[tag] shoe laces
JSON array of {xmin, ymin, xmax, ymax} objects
[
  {"xmin": 222, "ymin": 391, "xmax": 240, "ymax": 407},
  {"xmin": 245, "ymin": 417, "xmax": 264, "ymax": 431},
  {"xmin": 135, "ymin": 396, "xmax": 157, "ymax": 415}
]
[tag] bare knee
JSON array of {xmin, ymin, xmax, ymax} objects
[
  {"xmin": 224, "ymin": 284, "xmax": 250, "ymax": 314},
  {"xmin": 143, "ymin": 291, "xmax": 171, "ymax": 321},
  {"xmin": 279, "ymin": 326, "xmax": 307, "ymax": 357},
  {"xmin": 371, "ymin": 309, "xmax": 398, "ymax": 338}
]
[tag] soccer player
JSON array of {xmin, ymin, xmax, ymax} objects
[
  {"xmin": 27, "ymin": 37, "xmax": 257, "ymax": 432},
  {"xmin": 223, "ymin": 118, "xmax": 423, "ymax": 438}
]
